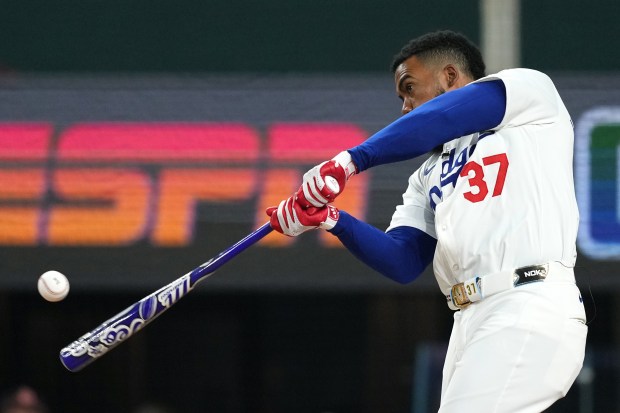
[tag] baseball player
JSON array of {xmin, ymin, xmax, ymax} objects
[{"xmin": 267, "ymin": 31, "xmax": 587, "ymax": 412}]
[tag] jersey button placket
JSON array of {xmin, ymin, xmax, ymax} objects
[{"xmin": 438, "ymin": 218, "xmax": 461, "ymax": 282}]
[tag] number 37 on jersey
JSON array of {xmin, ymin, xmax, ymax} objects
[{"xmin": 428, "ymin": 146, "xmax": 510, "ymax": 210}]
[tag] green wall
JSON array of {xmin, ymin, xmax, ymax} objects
[
  {"xmin": 0, "ymin": 0, "xmax": 620, "ymax": 72},
  {"xmin": 0, "ymin": 1, "xmax": 617, "ymax": 72},
  {"xmin": 521, "ymin": 0, "xmax": 620, "ymax": 72},
  {"xmin": 0, "ymin": 0, "xmax": 479, "ymax": 72}
]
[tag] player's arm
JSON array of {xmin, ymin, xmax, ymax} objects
[
  {"xmin": 267, "ymin": 200, "xmax": 435, "ymax": 283},
  {"xmin": 330, "ymin": 211, "xmax": 436, "ymax": 283},
  {"xmin": 349, "ymin": 78, "xmax": 506, "ymax": 172},
  {"xmin": 297, "ymin": 79, "xmax": 506, "ymax": 207}
]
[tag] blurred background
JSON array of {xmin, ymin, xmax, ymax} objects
[{"xmin": 0, "ymin": 0, "xmax": 618, "ymax": 412}]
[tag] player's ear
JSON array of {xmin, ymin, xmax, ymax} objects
[{"xmin": 443, "ymin": 64, "xmax": 459, "ymax": 89}]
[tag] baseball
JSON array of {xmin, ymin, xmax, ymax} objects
[{"xmin": 38, "ymin": 270, "xmax": 70, "ymax": 302}]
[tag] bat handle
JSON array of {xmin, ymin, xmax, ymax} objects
[{"xmin": 189, "ymin": 222, "xmax": 273, "ymax": 283}]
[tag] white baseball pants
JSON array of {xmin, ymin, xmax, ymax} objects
[{"xmin": 439, "ymin": 275, "xmax": 587, "ymax": 412}]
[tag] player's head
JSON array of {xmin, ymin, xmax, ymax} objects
[
  {"xmin": 391, "ymin": 30, "xmax": 486, "ymax": 114},
  {"xmin": 391, "ymin": 31, "xmax": 486, "ymax": 80}
]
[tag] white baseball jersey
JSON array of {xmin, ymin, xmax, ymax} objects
[{"xmin": 387, "ymin": 68, "xmax": 579, "ymax": 294}]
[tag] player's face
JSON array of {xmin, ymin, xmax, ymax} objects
[{"xmin": 394, "ymin": 55, "xmax": 450, "ymax": 115}]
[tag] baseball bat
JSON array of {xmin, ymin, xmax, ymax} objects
[{"xmin": 59, "ymin": 222, "xmax": 273, "ymax": 372}]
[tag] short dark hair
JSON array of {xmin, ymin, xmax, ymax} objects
[{"xmin": 391, "ymin": 30, "xmax": 486, "ymax": 80}]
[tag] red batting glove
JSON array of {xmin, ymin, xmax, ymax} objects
[
  {"xmin": 266, "ymin": 196, "xmax": 340, "ymax": 237},
  {"xmin": 296, "ymin": 151, "xmax": 357, "ymax": 208}
]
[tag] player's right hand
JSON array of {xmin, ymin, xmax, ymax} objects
[
  {"xmin": 266, "ymin": 196, "xmax": 339, "ymax": 237},
  {"xmin": 296, "ymin": 151, "xmax": 357, "ymax": 208}
]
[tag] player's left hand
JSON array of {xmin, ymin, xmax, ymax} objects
[
  {"xmin": 296, "ymin": 151, "xmax": 357, "ymax": 208},
  {"xmin": 266, "ymin": 197, "xmax": 339, "ymax": 237}
]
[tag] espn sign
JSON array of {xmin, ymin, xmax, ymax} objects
[
  {"xmin": 0, "ymin": 122, "xmax": 368, "ymax": 247},
  {"xmin": 575, "ymin": 107, "xmax": 620, "ymax": 259}
]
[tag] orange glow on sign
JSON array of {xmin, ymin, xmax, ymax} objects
[
  {"xmin": 0, "ymin": 170, "xmax": 46, "ymax": 245},
  {"xmin": 48, "ymin": 169, "xmax": 151, "ymax": 245},
  {"xmin": 154, "ymin": 169, "xmax": 257, "ymax": 246},
  {"xmin": 0, "ymin": 122, "xmax": 369, "ymax": 247},
  {"xmin": 0, "ymin": 123, "xmax": 52, "ymax": 244},
  {"xmin": 257, "ymin": 123, "xmax": 368, "ymax": 247}
]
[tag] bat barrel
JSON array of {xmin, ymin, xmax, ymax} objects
[
  {"xmin": 60, "ymin": 291, "xmax": 167, "ymax": 372},
  {"xmin": 59, "ymin": 223, "xmax": 272, "ymax": 372}
]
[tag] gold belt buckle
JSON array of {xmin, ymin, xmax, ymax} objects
[{"xmin": 451, "ymin": 282, "xmax": 472, "ymax": 309}]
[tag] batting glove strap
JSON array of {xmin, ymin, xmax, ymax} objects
[
  {"xmin": 332, "ymin": 150, "xmax": 357, "ymax": 180},
  {"xmin": 267, "ymin": 198, "xmax": 340, "ymax": 236},
  {"xmin": 318, "ymin": 205, "xmax": 340, "ymax": 230}
]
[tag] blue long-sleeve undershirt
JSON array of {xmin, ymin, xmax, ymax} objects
[
  {"xmin": 349, "ymin": 79, "xmax": 507, "ymax": 172},
  {"xmin": 331, "ymin": 79, "xmax": 506, "ymax": 282},
  {"xmin": 329, "ymin": 211, "xmax": 437, "ymax": 284}
]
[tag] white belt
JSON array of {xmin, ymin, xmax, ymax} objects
[{"xmin": 445, "ymin": 262, "xmax": 575, "ymax": 310}]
